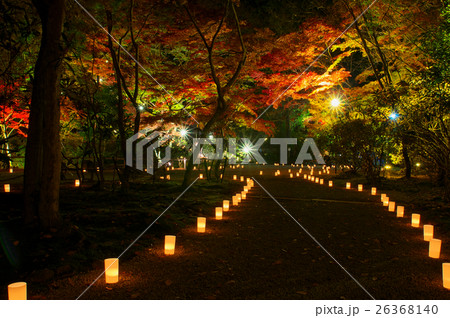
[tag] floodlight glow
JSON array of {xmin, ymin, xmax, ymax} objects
[
  {"xmin": 331, "ymin": 98, "xmax": 341, "ymax": 108},
  {"xmin": 389, "ymin": 112, "xmax": 399, "ymax": 120},
  {"xmin": 180, "ymin": 128, "xmax": 188, "ymax": 137}
]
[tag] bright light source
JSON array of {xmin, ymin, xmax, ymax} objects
[
  {"xmin": 138, "ymin": 105, "xmax": 144, "ymax": 111},
  {"xmin": 416, "ymin": 163, "xmax": 421, "ymax": 167},
  {"xmin": 209, "ymin": 134, "xmax": 214, "ymax": 140},
  {"xmin": 389, "ymin": 112, "xmax": 399, "ymax": 120},
  {"xmin": 331, "ymin": 98, "xmax": 341, "ymax": 108},
  {"xmin": 242, "ymin": 145, "xmax": 251, "ymax": 154},
  {"xmin": 180, "ymin": 128, "xmax": 188, "ymax": 137}
]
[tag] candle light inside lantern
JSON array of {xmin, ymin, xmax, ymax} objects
[
  {"xmin": 9, "ymin": 168, "xmax": 13, "ymax": 173},
  {"xmin": 304, "ymin": 174, "xmax": 307, "ymax": 179},
  {"xmin": 243, "ymin": 186, "xmax": 249, "ymax": 193},
  {"xmin": 329, "ymin": 181, "xmax": 333, "ymax": 187},
  {"xmin": 315, "ymin": 178, "xmax": 319, "ymax": 183},
  {"xmin": 223, "ymin": 200, "xmax": 229, "ymax": 212},
  {"xmin": 104, "ymin": 258, "xmax": 119, "ymax": 283},
  {"xmin": 164, "ymin": 235, "xmax": 176, "ymax": 255},
  {"xmin": 233, "ymin": 175, "xmax": 237, "ymax": 180},
  {"xmin": 381, "ymin": 193, "xmax": 386, "ymax": 202},
  {"xmin": 240, "ymin": 176, "xmax": 244, "ymax": 182},
  {"xmin": 358, "ymin": 184, "xmax": 363, "ymax": 192},
  {"xmin": 197, "ymin": 217, "xmax": 206, "ymax": 233},
  {"xmin": 424, "ymin": 225, "xmax": 434, "ymax": 241},
  {"xmin": 166, "ymin": 175, "xmax": 170, "ymax": 180},
  {"xmin": 8, "ymin": 282, "xmax": 27, "ymax": 300},
  {"xmin": 411, "ymin": 213, "xmax": 420, "ymax": 227},
  {"xmin": 383, "ymin": 197, "xmax": 390, "ymax": 206},
  {"xmin": 396, "ymin": 206, "xmax": 404, "ymax": 218},
  {"xmin": 443, "ymin": 263, "xmax": 450, "ymax": 289},
  {"xmin": 290, "ymin": 173, "xmax": 293, "ymax": 178},
  {"xmin": 236, "ymin": 193, "xmax": 241, "ymax": 203},
  {"xmin": 199, "ymin": 174, "xmax": 203, "ymax": 179},
  {"xmin": 346, "ymin": 182, "xmax": 351, "ymax": 189},
  {"xmin": 75, "ymin": 179, "xmax": 80, "ymax": 187},
  {"xmin": 241, "ymin": 191, "xmax": 246, "ymax": 200},
  {"xmin": 388, "ymin": 201, "xmax": 396, "ymax": 212},
  {"xmin": 296, "ymin": 173, "xmax": 299, "ymax": 177},
  {"xmin": 371, "ymin": 187, "xmax": 377, "ymax": 195},
  {"xmin": 4, "ymin": 184, "xmax": 10, "ymax": 193},
  {"xmin": 320, "ymin": 179, "xmax": 324, "ymax": 185},
  {"xmin": 429, "ymin": 239, "xmax": 441, "ymax": 259},
  {"xmin": 260, "ymin": 171, "xmax": 263, "ymax": 175},
  {"xmin": 215, "ymin": 207, "xmax": 223, "ymax": 220}
]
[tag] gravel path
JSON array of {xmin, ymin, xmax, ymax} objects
[{"xmin": 42, "ymin": 170, "xmax": 450, "ymax": 299}]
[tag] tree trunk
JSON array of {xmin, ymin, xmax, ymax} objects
[
  {"xmin": 402, "ymin": 137, "xmax": 411, "ymax": 179},
  {"xmin": 24, "ymin": 0, "xmax": 65, "ymax": 229}
]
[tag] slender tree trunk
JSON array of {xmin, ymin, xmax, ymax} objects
[
  {"xmin": 24, "ymin": 0, "xmax": 65, "ymax": 229},
  {"xmin": 402, "ymin": 137, "xmax": 411, "ymax": 179}
]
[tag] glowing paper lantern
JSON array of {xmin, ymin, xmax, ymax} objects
[
  {"xmin": 236, "ymin": 193, "xmax": 242, "ymax": 203},
  {"xmin": 328, "ymin": 181, "xmax": 333, "ymax": 187},
  {"xmin": 240, "ymin": 176, "xmax": 244, "ymax": 182},
  {"xmin": 388, "ymin": 201, "xmax": 396, "ymax": 212},
  {"xmin": 304, "ymin": 174, "xmax": 307, "ymax": 179},
  {"xmin": 199, "ymin": 174, "xmax": 204, "ymax": 179},
  {"xmin": 233, "ymin": 175, "xmax": 237, "ymax": 180},
  {"xmin": 358, "ymin": 184, "xmax": 363, "ymax": 192},
  {"xmin": 75, "ymin": 179, "xmax": 80, "ymax": 187},
  {"xmin": 296, "ymin": 173, "xmax": 299, "ymax": 177},
  {"xmin": 443, "ymin": 263, "xmax": 450, "ymax": 289},
  {"xmin": 104, "ymin": 258, "xmax": 119, "ymax": 283},
  {"xmin": 315, "ymin": 178, "xmax": 319, "ymax": 184},
  {"xmin": 371, "ymin": 187, "xmax": 377, "ymax": 195},
  {"xmin": 232, "ymin": 196, "xmax": 238, "ymax": 206},
  {"xmin": 223, "ymin": 200, "xmax": 229, "ymax": 212},
  {"xmin": 9, "ymin": 168, "xmax": 13, "ymax": 173},
  {"xmin": 197, "ymin": 217, "xmax": 206, "ymax": 233},
  {"xmin": 241, "ymin": 191, "xmax": 246, "ymax": 200},
  {"xmin": 164, "ymin": 235, "xmax": 176, "ymax": 255},
  {"xmin": 319, "ymin": 171, "xmax": 322, "ymax": 175},
  {"xmin": 289, "ymin": 173, "xmax": 293, "ymax": 178},
  {"xmin": 243, "ymin": 186, "xmax": 249, "ymax": 193},
  {"xmin": 320, "ymin": 179, "xmax": 324, "ymax": 185},
  {"xmin": 380, "ymin": 193, "xmax": 386, "ymax": 202},
  {"xmin": 396, "ymin": 206, "xmax": 404, "ymax": 218},
  {"xmin": 424, "ymin": 225, "xmax": 434, "ymax": 241},
  {"xmin": 346, "ymin": 182, "xmax": 351, "ymax": 189},
  {"xmin": 260, "ymin": 171, "xmax": 263, "ymax": 175},
  {"xmin": 4, "ymin": 184, "xmax": 10, "ymax": 193},
  {"xmin": 307, "ymin": 176, "xmax": 311, "ymax": 180},
  {"xmin": 8, "ymin": 282, "xmax": 27, "ymax": 300},
  {"xmin": 166, "ymin": 175, "xmax": 170, "ymax": 180},
  {"xmin": 215, "ymin": 207, "xmax": 223, "ymax": 220},
  {"xmin": 383, "ymin": 197, "xmax": 390, "ymax": 207},
  {"xmin": 411, "ymin": 213, "xmax": 420, "ymax": 227},
  {"xmin": 429, "ymin": 239, "xmax": 442, "ymax": 259},
  {"xmin": 288, "ymin": 169, "xmax": 291, "ymax": 173}
]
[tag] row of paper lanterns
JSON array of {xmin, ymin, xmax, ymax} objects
[
  {"xmin": 304, "ymin": 173, "xmax": 450, "ymax": 290},
  {"xmin": 6, "ymin": 177, "xmax": 255, "ymax": 299}
]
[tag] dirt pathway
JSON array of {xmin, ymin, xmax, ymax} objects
[{"xmin": 43, "ymin": 172, "xmax": 450, "ymax": 299}]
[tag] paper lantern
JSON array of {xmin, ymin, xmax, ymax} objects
[
  {"xmin": 411, "ymin": 213, "xmax": 420, "ymax": 227},
  {"xmin": 388, "ymin": 201, "xmax": 395, "ymax": 212},
  {"xmin": 429, "ymin": 239, "xmax": 441, "ymax": 259},
  {"xmin": 288, "ymin": 169, "xmax": 291, "ymax": 173},
  {"xmin": 215, "ymin": 207, "xmax": 223, "ymax": 220},
  {"xmin": 197, "ymin": 217, "xmax": 206, "ymax": 233},
  {"xmin": 232, "ymin": 196, "xmax": 238, "ymax": 206},
  {"xmin": 8, "ymin": 282, "xmax": 27, "ymax": 300},
  {"xmin": 396, "ymin": 206, "xmax": 404, "ymax": 218},
  {"xmin": 104, "ymin": 258, "xmax": 119, "ymax": 283},
  {"xmin": 320, "ymin": 179, "xmax": 324, "ymax": 185},
  {"xmin": 223, "ymin": 200, "xmax": 229, "ymax": 212},
  {"xmin": 315, "ymin": 178, "xmax": 319, "ymax": 184},
  {"xmin": 304, "ymin": 174, "xmax": 307, "ymax": 179},
  {"xmin": 380, "ymin": 193, "xmax": 386, "ymax": 202},
  {"xmin": 233, "ymin": 175, "xmax": 237, "ymax": 180},
  {"xmin": 83, "ymin": 169, "xmax": 87, "ymax": 173},
  {"xmin": 371, "ymin": 187, "xmax": 377, "ymax": 195},
  {"xmin": 328, "ymin": 181, "xmax": 333, "ymax": 187},
  {"xmin": 9, "ymin": 168, "xmax": 13, "ymax": 173},
  {"xmin": 319, "ymin": 171, "xmax": 322, "ymax": 175},
  {"xmin": 307, "ymin": 176, "xmax": 311, "ymax": 180},
  {"xmin": 164, "ymin": 235, "xmax": 176, "ymax": 255},
  {"xmin": 296, "ymin": 173, "xmax": 299, "ymax": 177},
  {"xmin": 424, "ymin": 225, "xmax": 434, "ymax": 241},
  {"xmin": 243, "ymin": 186, "xmax": 249, "ymax": 193},
  {"xmin": 383, "ymin": 197, "xmax": 390, "ymax": 206},
  {"xmin": 166, "ymin": 175, "xmax": 170, "ymax": 180},
  {"xmin": 199, "ymin": 174, "xmax": 203, "ymax": 179},
  {"xmin": 289, "ymin": 173, "xmax": 293, "ymax": 178},
  {"xmin": 74, "ymin": 179, "xmax": 80, "ymax": 187},
  {"xmin": 358, "ymin": 184, "xmax": 363, "ymax": 192},
  {"xmin": 236, "ymin": 193, "xmax": 242, "ymax": 202},
  {"xmin": 443, "ymin": 263, "xmax": 450, "ymax": 289},
  {"xmin": 346, "ymin": 182, "xmax": 351, "ymax": 189},
  {"xmin": 240, "ymin": 176, "xmax": 244, "ymax": 182},
  {"xmin": 4, "ymin": 184, "xmax": 10, "ymax": 193},
  {"xmin": 241, "ymin": 191, "xmax": 246, "ymax": 200},
  {"xmin": 259, "ymin": 171, "xmax": 263, "ymax": 175}
]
